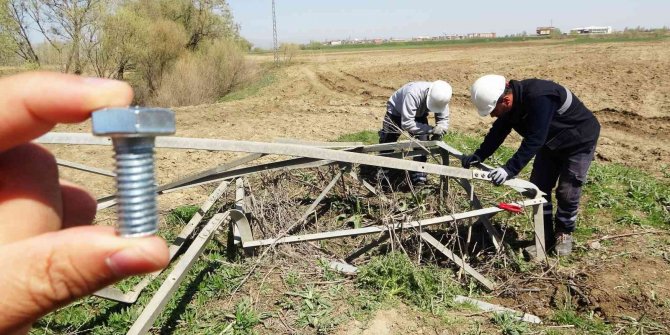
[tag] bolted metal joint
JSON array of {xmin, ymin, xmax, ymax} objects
[{"xmin": 92, "ymin": 107, "xmax": 176, "ymax": 237}]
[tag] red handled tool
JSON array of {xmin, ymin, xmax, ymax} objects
[{"xmin": 497, "ymin": 202, "xmax": 523, "ymax": 214}]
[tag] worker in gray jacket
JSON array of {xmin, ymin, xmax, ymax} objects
[{"xmin": 376, "ymin": 80, "xmax": 452, "ymax": 185}]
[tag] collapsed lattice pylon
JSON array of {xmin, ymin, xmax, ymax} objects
[{"xmin": 38, "ymin": 133, "xmax": 547, "ymax": 334}]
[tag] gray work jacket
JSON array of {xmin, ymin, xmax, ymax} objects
[{"xmin": 387, "ymin": 81, "xmax": 449, "ymax": 134}]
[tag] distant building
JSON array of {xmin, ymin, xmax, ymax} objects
[
  {"xmin": 570, "ymin": 26, "xmax": 612, "ymax": 35},
  {"xmin": 328, "ymin": 40, "xmax": 342, "ymax": 46},
  {"xmin": 442, "ymin": 34, "xmax": 465, "ymax": 40},
  {"xmin": 413, "ymin": 36, "xmax": 433, "ymax": 41},
  {"xmin": 467, "ymin": 32, "xmax": 496, "ymax": 38},
  {"xmin": 536, "ymin": 26, "xmax": 557, "ymax": 36}
]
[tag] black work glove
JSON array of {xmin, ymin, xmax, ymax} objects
[{"xmin": 461, "ymin": 153, "xmax": 481, "ymax": 168}]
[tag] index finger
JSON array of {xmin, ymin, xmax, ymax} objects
[{"xmin": 0, "ymin": 71, "xmax": 133, "ymax": 152}]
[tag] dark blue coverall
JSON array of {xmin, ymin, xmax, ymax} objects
[{"xmin": 472, "ymin": 79, "xmax": 600, "ymax": 242}]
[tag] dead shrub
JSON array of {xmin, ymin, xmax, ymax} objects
[
  {"xmin": 151, "ymin": 39, "xmax": 251, "ymax": 107},
  {"xmin": 280, "ymin": 43, "xmax": 300, "ymax": 64}
]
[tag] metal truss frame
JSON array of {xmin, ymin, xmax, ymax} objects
[{"xmin": 40, "ymin": 132, "xmax": 547, "ymax": 334}]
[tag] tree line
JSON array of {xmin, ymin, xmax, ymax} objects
[{"xmin": 0, "ymin": 0, "xmax": 254, "ymax": 106}]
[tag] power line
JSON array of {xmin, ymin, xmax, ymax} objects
[{"xmin": 272, "ymin": 0, "xmax": 278, "ymax": 64}]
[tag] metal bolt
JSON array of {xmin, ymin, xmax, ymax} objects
[{"xmin": 92, "ymin": 107, "xmax": 176, "ymax": 237}]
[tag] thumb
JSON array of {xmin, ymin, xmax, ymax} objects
[{"xmin": 0, "ymin": 226, "xmax": 168, "ymax": 333}]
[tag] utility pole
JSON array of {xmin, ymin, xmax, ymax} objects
[{"xmin": 272, "ymin": 0, "xmax": 279, "ymax": 65}]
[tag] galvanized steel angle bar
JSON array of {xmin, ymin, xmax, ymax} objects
[
  {"xmin": 420, "ymin": 232, "xmax": 497, "ymax": 291},
  {"xmin": 229, "ymin": 209, "xmax": 254, "ymax": 248},
  {"xmin": 348, "ymin": 167, "xmax": 378, "ymax": 195},
  {"xmin": 272, "ymin": 138, "xmax": 363, "ymax": 148},
  {"xmin": 287, "ymin": 165, "xmax": 348, "ymax": 235},
  {"xmin": 159, "ymin": 153, "xmax": 264, "ymax": 194},
  {"xmin": 37, "ymin": 133, "xmax": 476, "ymax": 179},
  {"xmin": 96, "ymin": 153, "xmax": 265, "ymax": 209},
  {"xmin": 358, "ymin": 140, "xmax": 439, "ymax": 153},
  {"xmin": 235, "ymin": 178, "xmax": 246, "ymax": 212},
  {"xmin": 154, "ymin": 148, "xmax": 437, "ymax": 198},
  {"xmin": 93, "ymin": 181, "xmax": 230, "ymax": 303},
  {"xmin": 231, "ymin": 178, "xmax": 246, "ymax": 244},
  {"xmin": 56, "ymin": 158, "xmax": 116, "ymax": 177},
  {"xmin": 126, "ymin": 213, "xmax": 229, "ymax": 335},
  {"xmin": 243, "ymin": 198, "xmax": 545, "ymax": 248},
  {"xmin": 532, "ymin": 204, "xmax": 547, "ymax": 261},
  {"xmin": 150, "ymin": 156, "xmax": 333, "ymax": 199},
  {"xmin": 439, "ymin": 147, "xmax": 450, "ymax": 200},
  {"xmin": 433, "ymin": 141, "xmax": 543, "ymax": 197},
  {"xmin": 455, "ymin": 178, "xmax": 503, "ymax": 251}
]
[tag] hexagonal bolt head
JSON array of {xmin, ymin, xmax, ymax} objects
[
  {"xmin": 92, "ymin": 107, "xmax": 176, "ymax": 136},
  {"xmin": 92, "ymin": 107, "xmax": 175, "ymax": 237}
]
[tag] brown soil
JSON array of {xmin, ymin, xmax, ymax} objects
[
  {"xmin": 51, "ymin": 39, "xmax": 670, "ymax": 194},
  {"xmin": 46, "ymin": 39, "xmax": 670, "ymax": 332}
]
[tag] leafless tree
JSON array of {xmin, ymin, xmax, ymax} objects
[
  {"xmin": 84, "ymin": 6, "xmax": 135, "ymax": 79},
  {"xmin": 0, "ymin": 0, "xmax": 39, "ymax": 64},
  {"xmin": 26, "ymin": 0, "xmax": 106, "ymax": 74}
]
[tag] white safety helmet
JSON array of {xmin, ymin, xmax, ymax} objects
[
  {"xmin": 427, "ymin": 80, "xmax": 452, "ymax": 114},
  {"xmin": 470, "ymin": 74, "xmax": 506, "ymax": 117}
]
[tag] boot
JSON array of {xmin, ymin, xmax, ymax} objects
[{"xmin": 554, "ymin": 232, "xmax": 573, "ymax": 256}]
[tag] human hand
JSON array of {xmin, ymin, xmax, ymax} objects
[
  {"xmin": 460, "ymin": 153, "xmax": 481, "ymax": 168},
  {"xmin": 489, "ymin": 167, "xmax": 510, "ymax": 186},
  {"xmin": 430, "ymin": 133, "xmax": 443, "ymax": 141},
  {"xmin": 431, "ymin": 124, "xmax": 448, "ymax": 136},
  {"xmin": 0, "ymin": 72, "xmax": 169, "ymax": 334}
]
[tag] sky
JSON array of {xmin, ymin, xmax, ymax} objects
[{"xmin": 228, "ymin": 0, "xmax": 670, "ymax": 48}]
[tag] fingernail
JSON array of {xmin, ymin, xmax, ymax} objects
[{"xmin": 81, "ymin": 77, "xmax": 132, "ymax": 109}]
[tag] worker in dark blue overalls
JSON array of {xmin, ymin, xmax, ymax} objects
[{"xmin": 461, "ymin": 75, "xmax": 600, "ymax": 256}]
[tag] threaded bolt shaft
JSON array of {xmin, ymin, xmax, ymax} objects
[
  {"xmin": 92, "ymin": 107, "xmax": 175, "ymax": 237},
  {"xmin": 112, "ymin": 137, "xmax": 158, "ymax": 237}
]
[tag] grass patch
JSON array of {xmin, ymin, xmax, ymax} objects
[
  {"xmin": 283, "ymin": 286, "xmax": 340, "ymax": 334},
  {"xmin": 356, "ymin": 252, "xmax": 464, "ymax": 312},
  {"xmin": 300, "ymin": 32, "xmax": 668, "ymax": 53},
  {"xmin": 220, "ymin": 70, "xmax": 276, "ymax": 102},
  {"xmin": 166, "ymin": 205, "xmax": 200, "ymax": 225},
  {"xmin": 492, "ymin": 312, "xmax": 530, "ymax": 335},
  {"xmin": 582, "ymin": 163, "xmax": 670, "ymax": 232},
  {"xmin": 569, "ymin": 34, "xmax": 669, "ymax": 44},
  {"xmin": 552, "ymin": 309, "xmax": 612, "ymax": 334},
  {"xmin": 335, "ymin": 130, "xmax": 378, "ymax": 144},
  {"xmin": 302, "ymin": 36, "xmax": 554, "ymax": 52},
  {"xmin": 34, "ymin": 242, "xmax": 246, "ymax": 334},
  {"xmin": 226, "ymin": 298, "xmax": 264, "ymax": 334}
]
